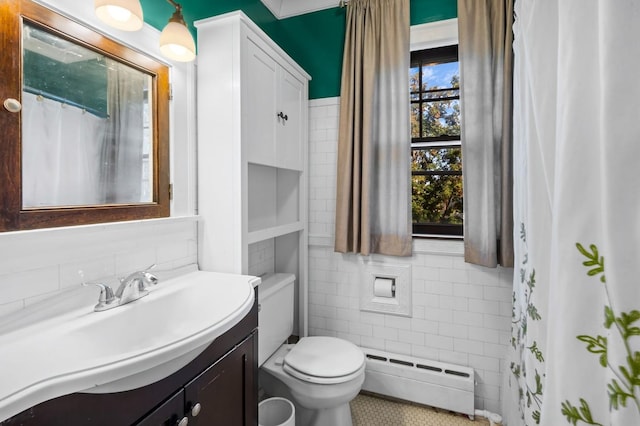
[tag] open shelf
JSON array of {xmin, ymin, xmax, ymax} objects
[
  {"xmin": 247, "ymin": 222, "xmax": 303, "ymax": 244},
  {"xmin": 248, "ymin": 163, "xmax": 300, "ymax": 234}
]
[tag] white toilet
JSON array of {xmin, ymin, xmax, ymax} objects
[{"xmin": 258, "ymin": 273, "xmax": 365, "ymax": 426}]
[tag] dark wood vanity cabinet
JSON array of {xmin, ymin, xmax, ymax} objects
[
  {"xmin": 138, "ymin": 334, "xmax": 257, "ymax": 426},
  {"xmin": 187, "ymin": 333, "xmax": 256, "ymax": 426},
  {"xmin": 2, "ymin": 300, "xmax": 258, "ymax": 426},
  {"xmin": 136, "ymin": 390, "xmax": 185, "ymax": 426}
]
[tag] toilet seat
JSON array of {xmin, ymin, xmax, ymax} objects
[{"xmin": 283, "ymin": 336, "xmax": 365, "ymax": 385}]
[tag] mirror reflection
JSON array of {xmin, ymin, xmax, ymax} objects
[{"xmin": 21, "ymin": 22, "xmax": 153, "ymax": 208}]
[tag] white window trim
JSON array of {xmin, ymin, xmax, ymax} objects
[{"xmin": 411, "ymin": 18, "xmax": 458, "ymax": 52}]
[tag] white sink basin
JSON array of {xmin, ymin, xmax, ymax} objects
[{"xmin": 0, "ymin": 266, "xmax": 258, "ymax": 422}]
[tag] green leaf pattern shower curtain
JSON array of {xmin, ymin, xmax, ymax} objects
[{"xmin": 506, "ymin": 1, "xmax": 640, "ymax": 425}]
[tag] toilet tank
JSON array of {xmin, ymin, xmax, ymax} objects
[{"xmin": 257, "ymin": 273, "xmax": 295, "ymax": 366}]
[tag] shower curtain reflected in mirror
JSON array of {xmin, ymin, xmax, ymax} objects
[
  {"xmin": 21, "ymin": 58, "xmax": 151, "ymax": 208},
  {"xmin": 100, "ymin": 57, "xmax": 149, "ymax": 205},
  {"xmin": 22, "ymin": 91, "xmax": 105, "ymax": 207}
]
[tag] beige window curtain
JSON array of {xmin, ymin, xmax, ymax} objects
[
  {"xmin": 334, "ymin": 0, "xmax": 412, "ymax": 257},
  {"xmin": 458, "ymin": 0, "xmax": 514, "ymax": 267}
]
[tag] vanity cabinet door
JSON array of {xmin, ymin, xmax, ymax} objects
[
  {"xmin": 136, "ymin": 390, "xmax": 185, "ymax": 426},
  {"xmin": 184, "ymin": 332, "xmax": 257, "ymax": 426}
]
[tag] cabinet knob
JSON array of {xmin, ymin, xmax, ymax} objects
[
  {"xmin": 3, "ymin": 98, "xmax": 21, "ymax": 113},
  {"xmin": 277, "ymin": 111, "xmax": 288, "ymax": 121},
  {"xmin": 177, "ymin": 416, "xmax": 189, "ymax": 426},
  {"xmin": 191, "ymin": 402, "xmax": 202, "ymax": 417}
]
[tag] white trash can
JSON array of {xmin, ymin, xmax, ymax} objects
[{"xmin": 258, "ymin": 397, "xmax": 295, "ymax": 426}]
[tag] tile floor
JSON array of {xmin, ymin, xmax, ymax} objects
[{"xmin": 350, "ymin": 393, "xmax": 490, "ymax": 426}]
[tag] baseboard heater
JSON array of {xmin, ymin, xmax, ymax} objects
[{"xmin": 360, "ymin": 347, "xmax": 475, "ymax": 417}]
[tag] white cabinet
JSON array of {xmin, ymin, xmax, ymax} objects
[
  {"xmin": 244, "ymin": 38, "xmax": 305, "ymax": 170},
  {"xmin": 244, "ymin": 39, "xmax": 278, "ymax": 167},
  {"xmin": 195, "ymin": 11, "xmax": 310, "ymax": 335},
  {"xmin": 277, "ymin": 67, "xmax": 305, "ymax": 170}
]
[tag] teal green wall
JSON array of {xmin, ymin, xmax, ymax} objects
[
  {"xmin": 410, "ymin": 0, "xmax": 457, "ymax": 25},
  {"xmin": 24, "ymin": 51, "xmax": 108, "ymax": 116},
  {"xmin": 266, "ymin": 7, "xmax": 347, "ymax": 100},
  {"xmin": 142, "ymin": 0, "xmax": 457, "ymax": 99}
]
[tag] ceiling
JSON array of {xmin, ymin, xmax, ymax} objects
[{"xmin": 259, "ymin": 0, "xmax": 343, "ymax": 19}]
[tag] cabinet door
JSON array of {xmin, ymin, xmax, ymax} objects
[
  {"xmin": 245, "ymin": 38, "xmax": 278, "ymax": 167},
  {"xmin": 276, "ymin": 67, "xmax": 304, "ymax": 171},
  {"xmin": 184, "ymin": 333, "xmax": 257, "ymax": 426},
  {"xmin": 136, "ymin": 390, "xmax": 185, "ymax": 426}
]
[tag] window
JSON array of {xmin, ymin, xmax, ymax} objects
[{"xmin": 410, "ymin": 45, "xmax": 463, "ymax": 237}]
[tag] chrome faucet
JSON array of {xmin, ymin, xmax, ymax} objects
[
  {"xmin": 116, "ymin": 265, "xmax": 159, "ymax": 305},
  {"xmin": 80, "ymin": 265, "xmax": 159, "ymax": 312}
]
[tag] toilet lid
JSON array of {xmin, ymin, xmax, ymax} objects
[{"xmin": 283, "ymin": 336, "xmax": 365, "ymax": 382}]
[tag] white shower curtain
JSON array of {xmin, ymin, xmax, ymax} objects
[
  {"xmin": 100, "ymin": 57, "xmax": 146, "ymax": 204},
  {"xmin": 506, "ymin": 1, "xmax": 640, "ymax": 425},
  {"xmin": 22, "ymin": 92, "xmax": 106, "ymax": 207}
]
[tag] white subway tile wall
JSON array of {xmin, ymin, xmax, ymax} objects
[
  {"xmin": 308, "ymin": 97, "xmax": 513, "ymax": 413},
  {"xmin": 248, "ymin": 238, "xmax": 276, "ymax": 277},
  {"xmin": 0, "ymin": 217, "xmax": 198, "ymax": 318}
]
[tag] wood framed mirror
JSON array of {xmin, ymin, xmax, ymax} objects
[{"xmin": 0, "ymin": 0, "xmax": 170, "ymax": 231}]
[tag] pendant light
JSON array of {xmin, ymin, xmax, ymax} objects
[
  {"xmin": 94, "ymin": 0, "xmax": 196, "ymax": 62},
  {"xmin": 94, "ymin": 0, "xmax": 144, "ymax": 32},
  {"xmin": 159, "ymin": 0, "xmax": 196, "ymax": 62}
]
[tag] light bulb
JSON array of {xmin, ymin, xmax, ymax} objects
[
  {"xmin": 105, "ymin": 5, "xmax": 132, "ymax": 23},
  {"xmin": 170, "ymin": 44, "xmax": 189, "ymax": 56},
  {"xmin": 94, "ymin": 0, "xmax": 143, "ymax": 31}
]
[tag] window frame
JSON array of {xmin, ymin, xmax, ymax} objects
[
  {"xmin": 409, "ymin": 19, "xmax": 460, "ymax": 239},
  {"xmin": 410, "ymin": 43, "xmax": 462, "ymax": 238}
]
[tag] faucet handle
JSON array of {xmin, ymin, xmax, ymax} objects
[
  {"xmin": 79, "ymin": 270, "xmax": 116, "ymax": 311},
  {"xmin": 82, "ymin": 281, "xmax": 117, "ymax": 311}
]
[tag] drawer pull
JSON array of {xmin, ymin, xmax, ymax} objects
[{"xmin": 177, "ymin": 416, "xmax": 189, "ymax": 426}]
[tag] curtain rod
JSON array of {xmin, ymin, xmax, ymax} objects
[
  {"xmin": 339, "ymin": 0, "xmax": 349, "ymax": 7},
  {"xmin": 23, "ymin": 86, "xmax": 107, "ymax": 118}
]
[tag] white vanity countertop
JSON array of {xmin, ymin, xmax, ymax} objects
[{"xmin": 0, "ymin": 266, "xmax": 259, "ymax": 422}]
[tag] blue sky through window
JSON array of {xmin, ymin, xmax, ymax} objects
[
  {"xmin": 409, "ymin": 61, "xmax": 459, "ymax": 90},
  {"xmin": 424, "ymin": 61, "xmax": 458, "ymax": 88}
]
